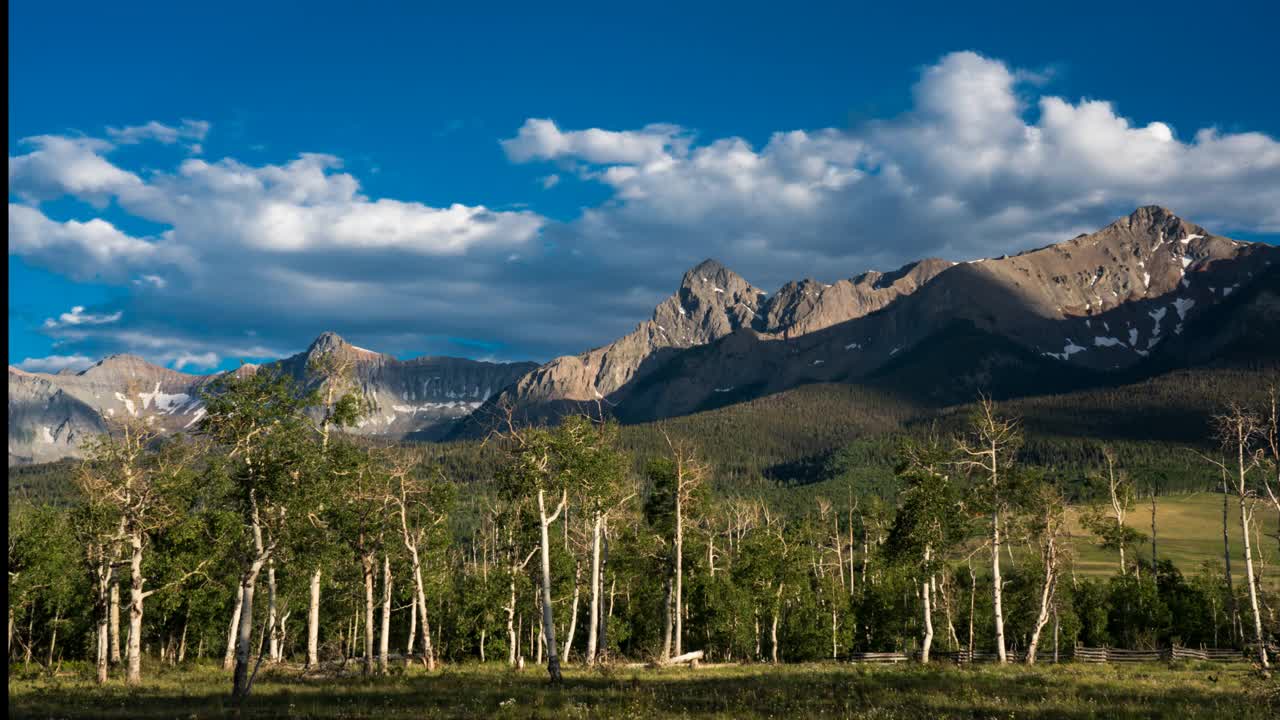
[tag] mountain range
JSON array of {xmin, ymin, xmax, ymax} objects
[{"xmin": 9, "ymin": 206, "xmax": 1279, "ymax": 464}]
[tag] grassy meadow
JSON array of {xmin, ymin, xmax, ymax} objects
[
  {"xmin": 8, "ymin": 659, "xmax": 1278, "ymax": 719},
  {"xmin": 1064, "ymin": 492, "xmax": 1279, "ymax": 585}
]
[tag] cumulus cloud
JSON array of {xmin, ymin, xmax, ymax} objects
[
  {"xmin": 43, "ymin": 306, "xmax": 123, "ymax": 328},
  {"xmin": 14, "ymin": 354, "xmax": 95, "ymax": 374},
  {"xmin": 9, "ymin": 54, "xmax": 1280, "ymax": 368},
  {"xmin": 8, "ymin": 203, "xmax": 163, "ymax": 281},
  {"xmin": 502, "ymin": 118, "xmax": 688, "ymax": 165},
  {"xmin": 509, "ymin": 51, "xmax": 1280, "ymax": 286},
  {"xmin": 8, "ymin": 135, "xmax": 144, "ymax": 206}
]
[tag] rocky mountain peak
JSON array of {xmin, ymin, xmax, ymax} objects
[{"xmin": 79, "ymin": 353, "xmax": 189, "ymax": 380}]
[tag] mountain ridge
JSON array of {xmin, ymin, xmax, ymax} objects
[{"xmin": 10, "ymin": 206, "xmax": 1278, "ymax": 462}]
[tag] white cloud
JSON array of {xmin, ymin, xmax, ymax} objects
[
  {"xmin": 540, "ymin": 174, "xmax": 560, "ymax": 189},
  {"xmin": 507, "ymin": 50, "xmax": 1280, "ymax": 282},
  {"xmin": 43, "ymin": 306, "xmax": 123, "ymax": 328},
  {"xmin": 7, "ymin": 56, "xmax": 1280, "ymax": 368},
  {"xmin": 14, "ymin": 354, "xmax": 95, "ymax": 373},
  {"xmin": 8, "ymin": 204, "xmax": 163, "ymax": 281},
  {"xmin": 7, "ymin": 135, "xmax": 144, "ymax": 206},
  {"xmin": 502, "ymin": 118, "xmax": 688, "ymax": 165},
  {"xmin": 107, "ymin": 119, "xmax": 210, "ymax": 145},
  {"xmin": 170, "ymin": 351, "xmax": 220, "ymax": 371}
]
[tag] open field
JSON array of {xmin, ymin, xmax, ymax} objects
[
  {"xmin": 8, "ymin": 660, "xmax": 1278, "ymax": 719},
  {"xmin": 1065, "ymin": 493, "xmax": 1280, "ymax": 584}
]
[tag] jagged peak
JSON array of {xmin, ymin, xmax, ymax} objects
[
  {"xmin": 307, "ymin": 331, "xmax": 348, "ymax": 352},
  {"xmin": 304, "ymin": 332, "xmax": 386, "ymax": 360}
]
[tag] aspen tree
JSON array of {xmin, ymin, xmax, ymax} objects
[{"xmin": 955, "ymin": 395, "xmax": 1021, "ymax": 663}]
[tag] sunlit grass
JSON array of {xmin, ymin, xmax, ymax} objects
[{"xmin": 8, "ymin": 658, "xmax": 1277, "ymax": 718}]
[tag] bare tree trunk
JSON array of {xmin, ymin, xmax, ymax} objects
[
  {"xmin": 991, "ymin": 510, "xmax": 1008, "ymax": 663},
  {"xmin": 362, "ymin": 553, "xmax": 375, "ymax": 676},
  {"xmin": 109, "ymin": 579, "xmax": 121, "ymax": 665},
  {"xmin": 1223, "ymin": 471, "xmax": 1240, "ymax": 644},
  {"xmin": 537, "ymin": 489, "xmax": 565, "ymax": 683},
  {"xmin": 1026, "ymin": 562, "xmax": 1056, "ymax": 664},
  {"xmin": 967, "ymin": 563, "xmax": 976, "ymax": 658},
  {"xmin": 586, "ymin": 512, "xmax": 603, "ymax": 665},
  {"xmin": 267, "ymin": 560, "xmax": 279, "ymax": 663},
  {"xmin": 562, "ymin": 564, "xmax": 581, "ymax": 663},
  {"xmin": 380, "ymin": 555, "xmax": 392, "ymax": 675},
  {"xmin": 407, "ymin": 592, "xmax": 418, "ymax": 659},
  {"xmin": 96, "ymin": 600, "xmax": 109, "ymax": 683},
  {"xmin": 1240, "ymin": 495, "xmax": 1270, "ymax": 668},
  {"xmin": 505, "ymin": 575, "xmax": 516, "ymax": 666},
  {"xmin": 675, "ymin": 489, "xmax": 684, "ymax": 658},
  {"xmin": 223, "ymin": 585, "xmax": 243, "ymax": 670},
  {"xmin": 231, "ymin": 561, "xmax": 264, "ymax": 698},
  {"xmin": 178, "ymin": 611, "xmax": 189, "ymax": 664},
  {"xmin": 306, "ymin": 567, "xmax": 321, "ymax": 669},
  {"xmin": 47, "ymin": 607, "xmax": 60, "ymax": 667},
  {"xmin": 661, "ymin": 576, "xmax": 673, "ymax": 661},
  {"xmin": 127, "ymin": 532, "xmax": 144, "ymax": 685},
  {"xmin": 231, "ymin": 508, "xmax": 269, "ymax": 700},
  {"xmin": 921, "ymin": 546, "xmax": 934, "ymax": 663},
  {"xmin": 770, "ymin": 585, "xmax": 782, "ymax": 664}
]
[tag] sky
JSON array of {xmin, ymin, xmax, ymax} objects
[{"xmin": 9, "ymin": 0, "xmax": 1280, "ymax": 373}]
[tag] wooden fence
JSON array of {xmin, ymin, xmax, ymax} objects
[{"xmin": 849, "ymin": 645, "xmax": 1250, "ymax": 665}]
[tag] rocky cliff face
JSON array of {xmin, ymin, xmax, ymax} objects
[
  {"xmin": 483, "ymin": 207, "xmax": 1279, "ymax": 424},
  {"xmin": 269, "ymin": 332, "xmax": 536, "ymax": 437},
  {"xmin": 8, "ymin": 334, "xmax": 536, "ymax": 464}
]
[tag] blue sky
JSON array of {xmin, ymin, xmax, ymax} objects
[{"xmin": 9, "ymin": 0, "xmax": 1280, "ymax": 372}]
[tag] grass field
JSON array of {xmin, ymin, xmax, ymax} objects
[
  {"xmin": 9, "ymin": 660, "xmax": 1278, "ymax": 719},
  {"xmin": 1064, "ymin": 493, "xmax": 1279, "ymax": 585}
]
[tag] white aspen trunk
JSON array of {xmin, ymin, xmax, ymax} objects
[
  {"xmin": 231, "ymin": 513, "xmax": 268, "ymax": 699},
  {"xmin": 1241, "ymin": 496, "xmax": 1270, "ymax": 668},
  {"xmin": 362, "ymin": 554, "xmax": 375, "ymax": 676},
  {"xmin": 831, "ymin": 608, "xmax": 838, "ymax": 659},
  {"xmin": 127, "ymin": 532, "xmax": 144, "ymax": 685},
  {"xmin": 537, "ymin": 489, "xmax": 564, "ymax": 682},
  {"xmin": 506, "ymin": 575, "xmax": 516, "ymax": 666},
  {"xmin": 675, "ymin": 488, "xmax": 684, "ymax": 659},
  {"xmin": 231, "ymin": 561, "xmax": 264, "ymax": 697},
  {"xmin": 380, "ymin": 555, "xmax": 392, "ymax": 675},
  {"xmin": 480, "ymin": 629, "xmax": 487, "ymax": 663},
  {"xmin": 47, "ymin": 607, "xmax": 60, "ymax": 667},
  {"xmin": 1223, "ymin": 472, "xmax": 1239, "ymax": 643},
  {"xmin": 96, "ymin": 600, "xmax": 109, "ymax": 683},
  {"xmin": 407, "ymin": 592, "xmax": 418, "ymax": 659},
  {"xmin": 921, "ymin": 545, "xmax": 934, "ymax": 663},
  {"xmin": 223, "ymin": 584, "xmax": 243, "ymax": 670},
  {"xmin": 93, "ymin": 553, "xmax": 111, "ymax": 683},
  {"xmin": 1026, "ymin": 554, "xmax": 1056, "ymax": 664},
  {"xmin": 586, "ymin": 512, "xmax": 603, "ymax": 665},
  {"xmin": 991, "ymin": 509, "xmax": 1008, "ymax": 663},
  {"xmin": 562, "ymin": 565, "xmax": 580, "ymax": 663},
  {"xmin": 267, "ymin": 561, "xmax": 279, "ymax": 663},
  {"xmin": 178, "ymin": 613, "xmax": 189, "ymax": 664},
  {"xmin": 109, "ymin": 580, "xmax": 121, "ymax": 665},
  {"xmin": 661, "ymin": 576, "xmax": 673, "ymax": 660},
  {"xmin": 770, "ymin": 585, "xmax": 782, "ymax": 664},
  {"xmin": 306, "ymin": 567, "xmax": 321, "ymax": 669}
]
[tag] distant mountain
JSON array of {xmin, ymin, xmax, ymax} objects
[
  {"xmin": 11, "ymin": 206, "xmax": 1278, "ymax": 464},
  {"xmin": 7, "ymin": 334, "xmax": 535, "ymax": 465},
  {"xmin": 472, "ymin": 206, "xmax": 1278, "ymax": 428}
]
